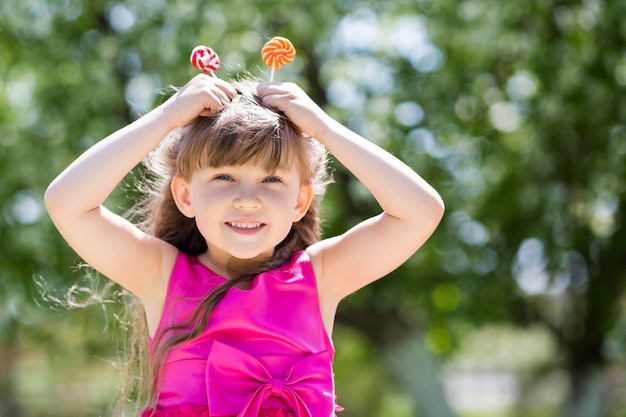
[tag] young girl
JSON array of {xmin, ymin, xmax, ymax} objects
[{"xmin": 45, "ymin": 74, "xmax": 444, "ymax": 416}]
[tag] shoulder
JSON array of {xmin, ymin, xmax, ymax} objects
[
  {"xmin": 143, "ymin": 247, "xmax": 214, "ymax": 331},
  {"xmin": 268, "ymin": 250, "xmax": 314, "ymax": 284},
  {"xmin": 285, "ymin": 250, "xmax": 313, "ymax": 271},
  {"xmin": 142, "ymin": 243, "xmax": 179, "ymax": 336},
  {"xmin": 305, "ymin": 238, "xmax": 346, "ymax": 306},
  {"xmin": 144, "ymin": 248, "xmax": 226, "ymax": 337},
  {"xmin": 166, "ymin": 249, "xmax": 224, "ymax": 289},
  {"xmin": 305, "ymin": 244, "xmax": 340, "ymax": 336},
  {"xmin": 304, "ymin": 245, "xmax": 322, "ymax": 277},
  {"xmin": 305, "ymin": 240, "xmax": 332, "ymax": 291}
]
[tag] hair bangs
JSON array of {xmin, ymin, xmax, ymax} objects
[
  {"xmin": 175, "ymin": 84, "xmax": 303, "ymax": 179},
  {"xmin": 202, "ymin": 119, "xmax": 300, "ymax": 173}
]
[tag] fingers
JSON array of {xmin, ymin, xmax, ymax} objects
[
  {"xmin": 166, "ymin": 75, "xmax": 242, "ymax": 126},
  {"xmin": 197, "ymin": 75, "xmax": 238, "ymax": 106},
  {"xmin": 257, "ymin": 81, "xmax": 297, "ymax": 98},
  {"xmin": 203, "ymin": 87, "xmax": 233, "ymax": 114},
  {"xmin": 186, "ymin": 74, "xmax": 238, "ymax": 116},
  {"xmin": 257, "ymin": 82, "xmax": 300, "ymax": 111},
  {"xmin": 213, "ymin": 77, "xmax": 239, "ymax": 102},
  {"xmin": 256, "ymin": 82, "xmax": 327, "ymax": 138},
  {"xmin": 190, "ymin": 73, "xmax": 238, "ymax": 98}
]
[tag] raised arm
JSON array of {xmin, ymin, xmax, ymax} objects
[
  {"xmin": 258, "ymin": 82, "xmax": 445, "ymax": 303},
  {"xmin": 45, "ymin": 75, "xmax": 237, "ymax": 301}
]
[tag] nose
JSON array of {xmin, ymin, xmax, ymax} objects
[{"xmin": 233, "ymin": 184, "xmax": 262, "ymax": 210}]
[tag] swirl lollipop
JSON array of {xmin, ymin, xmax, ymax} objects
[
  {"xmin": 190, "ymin": 45, "xmax": 220, "ymax": 77},
  {"xmin": 262, "ymin": 36, "xmax": 296, "ymax": 81}
]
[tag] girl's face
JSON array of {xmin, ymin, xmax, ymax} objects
[{"xmin": 172, "ymin": 162, "xmax": 313, "ymax": 270}]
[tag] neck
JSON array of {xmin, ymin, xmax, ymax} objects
[{"xmin": 199, "ymin": 251, "xmax": 270, "ymax": 281}]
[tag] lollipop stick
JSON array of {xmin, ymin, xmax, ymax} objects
[{"xmin": 269, "ymin": 68, "xmax": 275, "ymax": 82}]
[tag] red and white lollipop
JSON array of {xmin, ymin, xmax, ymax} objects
[
  {"xmin": 262, "ymin": 36, "xmax": 296, "ymax": 81},
  {"xmin": 190, "ymin": 45, "xmax": 220, "ymax": 77}
]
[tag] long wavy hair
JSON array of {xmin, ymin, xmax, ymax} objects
[{"xmin": 115, "ymin": 79, "xmax": 330, "ymax": 415}]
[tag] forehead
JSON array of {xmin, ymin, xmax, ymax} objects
[{"xmin": 199, "ymin": 132, "xmax": 302, "ymax": 171}]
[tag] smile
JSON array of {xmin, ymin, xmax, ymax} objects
[{"xmin": 227, "ymin": 221, "xmax": 265, "ymax": 230}]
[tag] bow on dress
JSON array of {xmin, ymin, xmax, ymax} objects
[{"xmin": 206, "ymin": 341, "xmax": 337, "ymax": 417}]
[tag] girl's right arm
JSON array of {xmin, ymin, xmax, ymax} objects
[{"xmin": 45, "ymin": 75, "xmax": 236, "ymax": 303}]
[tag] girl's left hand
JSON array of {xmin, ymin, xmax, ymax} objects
[{"xmin": 257, "ymin": 82, "xmax": 331, "ymax": 139}]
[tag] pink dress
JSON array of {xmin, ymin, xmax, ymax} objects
[{"xmin": 141, "ymin": 251, "xmax": 341, "ymax": 417}]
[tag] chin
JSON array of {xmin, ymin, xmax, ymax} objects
[{"xmin": 229, "ymin": 248, "xmax": 274, "ymax": 262}]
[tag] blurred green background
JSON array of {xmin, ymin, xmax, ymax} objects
[{"xmin": 1, "ymin": 0, "xmax": 626, "ymax": 416}]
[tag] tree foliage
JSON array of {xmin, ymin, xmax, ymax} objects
[{"xmin": 1, "ymin": 0, "xmax": 625, "ymax": 416}]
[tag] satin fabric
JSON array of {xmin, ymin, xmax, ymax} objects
[
  {"xmin": 143, "ymin": 251, "xmax": 339, "ymax": 417},
  {"xmin": 140, "ymin": 406, "xmax": 295, "ymax": 417}
]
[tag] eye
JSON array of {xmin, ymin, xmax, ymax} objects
[
  {"xmin": 263, "ymin": 176, "xmax": 282, "ymax": 183},
  {"xmin": 214, "ymin": 174, "xmax": 234, "ymax": 181}
]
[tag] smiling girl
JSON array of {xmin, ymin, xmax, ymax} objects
[{"xmin": 45, "ymin": 75, "xmax": 444, "ymax": 416}]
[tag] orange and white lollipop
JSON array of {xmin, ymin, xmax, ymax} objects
[{"xmin": 262, "ymin": 36, "xmax": 296, "ymax": 81}]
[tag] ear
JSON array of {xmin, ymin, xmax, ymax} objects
[
  {"xmin": 293, "ymin": 183, "xmax": 314, "ymax": 222},
  {"xmin": 171, "ymin": 176, "xmax": 195, "ymax": 218}
]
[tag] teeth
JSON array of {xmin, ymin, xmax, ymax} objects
[{"xmin": 229, "ymin": 222, "xmax": 262, "ymax": 229}]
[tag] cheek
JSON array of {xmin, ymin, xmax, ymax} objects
[
  {"xmin": 283, "ymin": 188, "xmax": 304, "ymax": 211},
  {"xmin": 194, "ymin": 186, "xmax": 229, "ymax": 204}
]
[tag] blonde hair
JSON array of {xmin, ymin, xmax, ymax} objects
[{"xmin": 117, "ymin": 79, "xmax": 330, "ymax": 414}]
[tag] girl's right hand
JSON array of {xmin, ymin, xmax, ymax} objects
[{"xmin": 163, "ymin": 74, "xmax": 238, "ymax": 128}]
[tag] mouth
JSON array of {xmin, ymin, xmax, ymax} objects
[{"xmin": 226, "ymin": 221, "xmax": 266, "ymax": 233}]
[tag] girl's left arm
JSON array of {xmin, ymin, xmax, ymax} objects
[{"xmin": 259, "ymin": 82, "xmax": 445, "ymax": 302}]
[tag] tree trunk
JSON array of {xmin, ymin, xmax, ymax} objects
[
  {"xmin": 560, "ymin": 366, "xmax": 606, "ymax": 417},
  {"xmin": 380, "ymin": 328, "xmax": 457, "ymax": 417}
]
